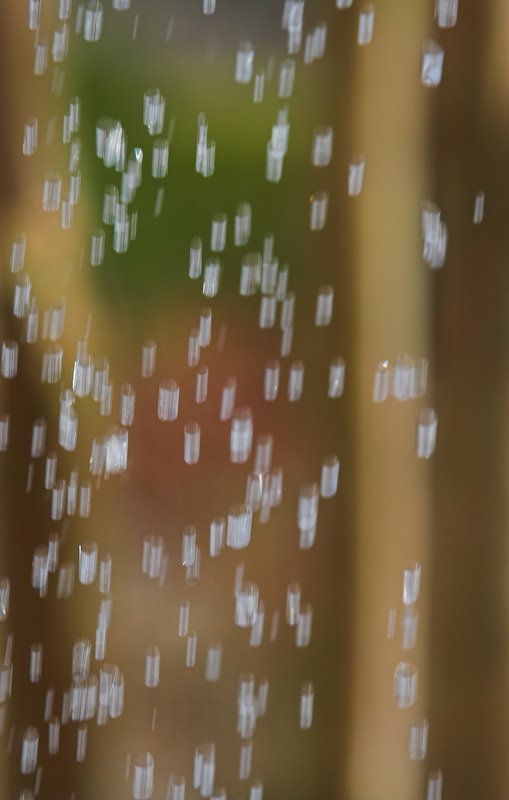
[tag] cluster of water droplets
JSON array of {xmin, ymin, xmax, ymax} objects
[{"xmin": 0, "ymin": 0, "xmax": 484, "ymax": 797}]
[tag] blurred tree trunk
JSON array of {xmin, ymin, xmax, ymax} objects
[
  {"xmin": 428, "ymin": 2, "xmax": 509, "ymax": 798},
  {"xmin": 347, "ymin": 1, "xmax": 430, "ymax": 798}
]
